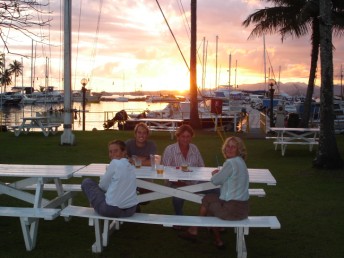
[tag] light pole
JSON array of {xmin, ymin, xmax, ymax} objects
[
  {"xmin": 268, "ymin": 78, "xmax": 276, "ymax": 128},
  {"xmin": 81, "ymin": 78, "xmax": 88, "ymax": 131}
]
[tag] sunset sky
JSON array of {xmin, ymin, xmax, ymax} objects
[{"xmin": 3, "ymin": 0, "xmax": 344, "ymax": 93}]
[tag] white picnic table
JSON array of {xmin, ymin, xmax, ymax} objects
[
  {"xmin": 269, "ymin": 127, "xmax": 320, "ymax": 156},
  {"xmin": 73, "ymin": 163, "xmax": 277, "ymax": 256},
  {"xmin": 12, "ymin": 117, "xmax": 61, "ymax": 137},
  {"xmin": 0, "ymin": 164, "xmax": 84, "ymax": 251},
  {"xmin": 138, "ymin": 118, "xmax": 183, "ymax": 139},
  {"xmin": 74, "ymin": 163, "xmax": 276, "ymax": 204}
]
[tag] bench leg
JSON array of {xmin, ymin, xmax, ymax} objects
[
  {"xmin": 102, "ymin": 219, "xmax": 110, "ymax": 247},
  {"xmin": 235, "ymin": 227, "xmax": 248, "ymax": 258},
  {"xmin": 281, "ymin": 144, "xmax": 287, "ymax": 156},
  {"xmin": 51, "ymin": 127, "xmax": 59, "ymax": 135},
  {"xmin": 41, "ymin": 128, "xmax": 49, "ymax": 137},
  {"xmin": 274, "ymin": 143, "xmax": 279, "ymax": 151},
  {"xmin": 20, "ymin": 218, "xmax": 39, "ymax": 251},
  {"xmin": 102, "ymin": 219, "xmax": 120, "ymax": 247},
  {"xmin": 14, "ymin": 128, "xmax": 22, "ymax": 137},
  {"xmin": 91, "ymin": 219, "xmax": 103, "ymax": 253}
]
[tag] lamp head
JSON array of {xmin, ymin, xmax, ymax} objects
[
  {"xmin": 268, "ymin": 78, "xmax": 276, "ymax": 90},
  {"xmin": 81, "ymin": 78, "xmax": 88, "ymax": 87}
]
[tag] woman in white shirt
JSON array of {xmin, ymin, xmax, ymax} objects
[
  {"xmin": 81, "ymin": 140, "xmax": 139, "ymax": 217},
  {"xmin": 179, "ymin": 136, "xmax": 249, "ymax": 249},
  {"xmin": 162, "ymin": 124, "xmax": 205, "ymax": 216}
]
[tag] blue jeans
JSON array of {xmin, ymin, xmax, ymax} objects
[{"xmin": 81, "ymin": 178, "xmax": 136, "ymax": 217}]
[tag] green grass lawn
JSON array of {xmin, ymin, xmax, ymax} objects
[{"xmin": 0, "ymin": 130, "xmax": 343, "ymax": 258}]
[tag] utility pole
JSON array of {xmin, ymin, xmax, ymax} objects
[{"xmin": 61, "ymin": 0, "xmax": 75, "ymax": 145}]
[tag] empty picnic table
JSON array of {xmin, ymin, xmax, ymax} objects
[
  {"xmin": 269, "ymin": 127, "xmax": 319, "ymax": 156},
  {"xmin": 11, "ymin": 117, "xmax": 61, "ymax": 137},
  {"xmin": 138, "ymin": 118, "xmax": 183, "ymax": 139},
  {"xmin": 0, "ymin": 164, "xmax": 84, "ymax": 251}
]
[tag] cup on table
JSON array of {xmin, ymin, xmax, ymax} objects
[
  {"xmin": 150, "ymin": 154, "xmax": 156, "ymax": 171},
  {"xmin": 154, "ymin": 155, "xmax": 161, "ymax": 165},
  {"xmin": 181, "ymin": 163, "xmax": 189, "ymax": 172},
  {"xmin": 156, "ymin": 164, "xmax": 164, "ymax": 175},
  {"xmin": 134, "ymin": 159, "xmax": 142, "ymax": 168},
  {"xmin": 132, "ymin": 156, "xmax": 142, "ymax": 168}
]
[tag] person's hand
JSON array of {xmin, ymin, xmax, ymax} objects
[
  {"xmin": 211, "ymin": 169, "xmax": 219, "ymax": 175},
  {"xmin": 128, "ymin": 157, "xmax": 135, "ymax": 165}
]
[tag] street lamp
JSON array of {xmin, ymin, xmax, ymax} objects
[
  {"xmin": 80, "ymin": 78, "xmax": 88, "ymax": 131},
  {"xmin": 268, "ymin": 78, "xmax": 276, "ymax": 128}
]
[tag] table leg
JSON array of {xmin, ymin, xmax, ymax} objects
[
  {"xmin": 20, "ymin": 217, "xmax": 39, "ymax": 251},
  {"xmin": 136, "ymin": 179, "xmax": 205, "ymax": 204}
]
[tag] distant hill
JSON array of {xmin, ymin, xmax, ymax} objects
[
  {"xmin": 236, "ymin": 82, "xmax": 343, "ymax": 97},
  {"xmin": 98, "ymin": 82, "xmax": 343, "ymax": 98}
]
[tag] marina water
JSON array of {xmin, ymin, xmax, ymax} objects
[{"xmin": 1, "ymin": 101, "xmax": 167, "ymax": 131}]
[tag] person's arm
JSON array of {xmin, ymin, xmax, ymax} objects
[
  {"xmin": 211, "ymin": 160, "xmax": 231, "ymax": 185},
  {"xmin": 99, "ymin": 161, "xmax": 115, "ymax": 191},
  {"xmin": 191, "ymin": 144, "xmax": 205, "ymax": 167}
]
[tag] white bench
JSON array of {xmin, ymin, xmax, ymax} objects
[
  {"xmin": 24, "ymin": 184, "xmax": 266, "ymax": 198},
  {"xmin": 61, "ymin": 205, "xmax": 280, "ymax": 258},
  {"xmin": 0, "ymin": 207, "xmax": 61, "ymax": 251},
  {"xmin": 273, "ymin": 140, "xmax": 318, "ymax": 156},
  {"xmin": 24, "ymin": 183, "xmax": 82, "ymax": 192}
]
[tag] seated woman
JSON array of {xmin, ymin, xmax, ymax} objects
[
  {"xmin": 162, "ymin": 124, "xmax": 205, "ymax": 216},
  {"xmin": 81, "ymin": 140, "xmax": 138, "ymax": 217},
  {"xmin": 179, "ymin": 136, "xmax": 249, "ymax": 249}
]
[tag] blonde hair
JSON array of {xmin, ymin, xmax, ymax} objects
[
  {"xmin": 221, "ymin": 136, "xmax": 247, "ymax": 160},
  {"xmin": 134, "ymin": 122, "xmax": 150, "ymax": 135}
]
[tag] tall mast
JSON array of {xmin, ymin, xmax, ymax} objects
[
  {"xmin": 234, "ymin": 60, "xmax": 237, "ymax": 88},
  {"xmin": 228, "ymin": 53, "xmax": 231, "ymax": 87},
  {"xmin": 341, "ymin": 64, "xmax": 343, "ymax": 99},
  {"xmin": 202, "ymin": 37, "xmax": 205, "ymax": 91},
  {"xmin": 215, "ymin": 35, "xmax": 218, "ymax": 89},
  {"xmin": 263, "ymin": 34, "xmax": 267, "ymax": 91}
]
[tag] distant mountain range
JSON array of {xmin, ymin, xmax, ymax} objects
[
  {"xmin": 229, "ymin": 82, "xmax": 343, "ymax": 97},
  {"xmin": 98, "ymin": 82, "xmax": 343, "ymax": 98}
]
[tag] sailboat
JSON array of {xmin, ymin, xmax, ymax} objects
[
  {"xmin": 114, "ymin": 75, "xmax": 128, "ymax": 102},
  {"xmin": 115, "ymin": 95, "xmax": 129, "ymax": 102},
  {"xmin": 72, "ymin": 89, "xmax": 101, "ymax": 103}
]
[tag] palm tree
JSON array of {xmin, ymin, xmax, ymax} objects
[
  {"xmin": 9, "ymin": 60, "xmax": 23, "ymax": 87},
  {"xmin": 314, "ymin": 0, "xmax": 343, "ymax": 168},
  {"xmin": 242, "ymin": 0, "xmax": 344, "ymax": 127},
  {"xmin": 189, "ymin": 0, "xmax": 201, "ymax": 129},
  {"xmin": 243, "ymin": 0, "xmax": 343, "ymax": 168},
  {"xmin": 0, "ymin": 69, "xmax": 13, "ymax": 92},
  {"xmin": 0, "ymin": 54, "xmax": 4, "ymax": 73}
]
